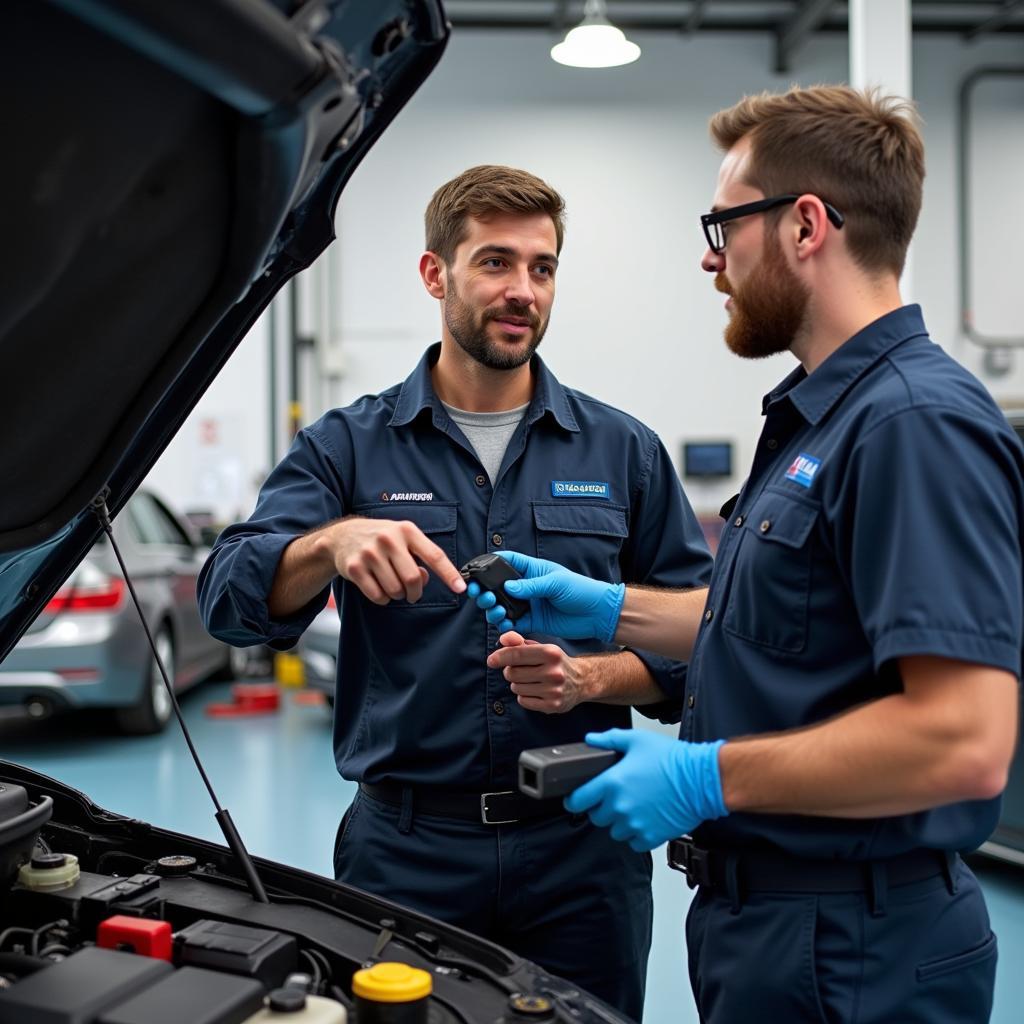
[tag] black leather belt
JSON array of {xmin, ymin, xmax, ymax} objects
[
  {"xmin": 667, "ymin": 837, "xmax": 952, "ymax": 894},
  {"xmin": 359, "ymin": 781, "xmax": 566, "ymax": 825}
]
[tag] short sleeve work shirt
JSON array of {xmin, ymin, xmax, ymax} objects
[
  {"xmin": 199, "ymin": 345, "xmax": 712, "ymax": 790},
  {"xmin": 684, "ymin": 306, "xmax": 1024, "ymax": 858}
]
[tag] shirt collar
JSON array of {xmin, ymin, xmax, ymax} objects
[
  {"xmin": 389, "ymin": 343, "xmax": 580, "ymax": 433},
  {"xmin": 764, "ymin": 305, "xmax": 930, "ymax": 424}
]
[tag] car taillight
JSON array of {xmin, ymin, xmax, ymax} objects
[{"xmin": 45, "ymin": 576, "xmax": 125, "ymax": 613}]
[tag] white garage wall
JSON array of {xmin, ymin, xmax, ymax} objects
[
  {"xmin": 329, "ymin": 29, "xmax": 853, "ymax": 521},
  {"xmin": 146, "ymin": 27, "xmax": 1024, "ymax": 523},
  {"xmin": 143, "ymin": 312, "xmax": 271, "ymax": 524}
]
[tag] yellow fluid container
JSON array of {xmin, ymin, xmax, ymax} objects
[{"xmin": 352, "ymin": 962, "xmax": 432, "ymax": 1022}]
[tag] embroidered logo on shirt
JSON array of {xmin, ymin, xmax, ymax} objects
[
  {"xmin": 551, "ymin": 481, "xmax": 611, "ymax": 499},
  {"xmin": 380, "ymin": 491, "xmax": 434, "ymax": 502},
  {"xmin": 784, "ymin": 454, "xmax": 821, "ymax": 489}
]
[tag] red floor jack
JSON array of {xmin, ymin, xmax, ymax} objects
[{"xmin": 205, "ymin": 683, "xmax": 280, "ymax": 717}]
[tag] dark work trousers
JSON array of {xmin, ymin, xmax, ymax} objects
[
  {"xmin": 685, "ymin": 857, "xmax": 997, "ymax": 1023},
  {"xmin": 334, "ymin": 789, "xmax": 653, "ymax": 1021}
]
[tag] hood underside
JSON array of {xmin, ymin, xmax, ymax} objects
[{"xmin": 0, "ymin": 0, "xmax": 448, "ymax": 659}]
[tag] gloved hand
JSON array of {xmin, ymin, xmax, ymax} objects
[
  {"xmin": 564, "ymin": 729, "xmax": 728, "ymax": 852},
  {"xmin": 465, "ymin": 550, "xmax": 625, "ymax": 641}
]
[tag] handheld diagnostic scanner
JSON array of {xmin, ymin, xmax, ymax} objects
[
  {"xmin": 459, "ymin": 553, "xmax": 530, "ymax": 622},
  {"xmin": 518, "ymin": 742, "xmax": 622, "ymax": 800}
]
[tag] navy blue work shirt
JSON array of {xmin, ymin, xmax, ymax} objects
[
  {"xmin": 199, "ymin": 345, "xmax": 712, "ymax": 790},
  {"xmin": 685, "ymin": 305, "xmax": 1024, "ymax": 858}
]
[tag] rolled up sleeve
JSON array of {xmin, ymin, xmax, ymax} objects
[{"xmin": 197, "ymin": 424, "xmax": 347, "ymax": 648}]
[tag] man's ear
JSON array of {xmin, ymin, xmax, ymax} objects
[
  {"xmin": 792, "ymin": 195, "xmax": 829, "ymax": 261},
  {"xmin": 419, "ymin": 251, "xmax": 446, "ymax": 299}
]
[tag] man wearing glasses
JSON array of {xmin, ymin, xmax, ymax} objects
[{"xmin": 472, "ymin": 85, "xmax": 1023, "ymax": 1022}]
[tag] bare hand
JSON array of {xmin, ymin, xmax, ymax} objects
[
  {"xmin": 486, "ymin": 631, "xmax": 587, "ymax": 714},
  {"xmin": 324, "ymin": 517, "xmax": 465, "ymax": 605}
]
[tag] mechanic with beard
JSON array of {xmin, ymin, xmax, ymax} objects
[
  {"xmin": 469, "ymin": 91, "xmax": 1023, "ymax": 1023},
  {"xmin": 198, "ymin": 165, "xmax": 712, "ymax": 1019}
]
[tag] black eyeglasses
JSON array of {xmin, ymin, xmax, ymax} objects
[{"xmin": 701, "ymin": 194, "xmax": 845, "ymax": 254}]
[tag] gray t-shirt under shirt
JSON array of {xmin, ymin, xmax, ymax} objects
[{"xmin": 441, "ymin": 401, "xmax": 529, "ymax": 485}]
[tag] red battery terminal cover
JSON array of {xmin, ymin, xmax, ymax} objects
[{"xmin": 97, "ymin": 915, "xmax": 173, "ymax": 961}]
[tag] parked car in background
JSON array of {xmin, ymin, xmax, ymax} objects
[
  {"xmin": 180, "ymin": 507, "xmax": 223, "ymax": 548},
  {"xmin": 296, "ymin": 590, "xmax": 339, "ymax": 707},
  {"xmin": 0, "ymin": 489, "xmax": 243, "ymax": 734}
]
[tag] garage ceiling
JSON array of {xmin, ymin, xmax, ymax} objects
[{"xmin": 443, "ymin": 1, "xmax": 1024, "ymax": 72}]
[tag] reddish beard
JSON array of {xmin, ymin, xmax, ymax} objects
[{"xmin": 715, "ymin": 232, "xmax": 809, "ymax": 359}]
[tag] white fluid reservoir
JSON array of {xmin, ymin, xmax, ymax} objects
[{"xmin": 241, "ymin": 992, "xmax": 347, "ymax": 1023}]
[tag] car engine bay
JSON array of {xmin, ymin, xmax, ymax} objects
[{"xmin": 1, "ymin": 764, "xmax": 625, "ymax": 1024}]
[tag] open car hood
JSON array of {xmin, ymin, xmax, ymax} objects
[{"xmin": 0, "ymin": 0, "xmax": 448, "ymax": 659}]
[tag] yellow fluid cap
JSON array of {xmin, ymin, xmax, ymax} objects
[{"xmin": 352, "ymin": 962, "xmax": 432, "ymax": 1003}]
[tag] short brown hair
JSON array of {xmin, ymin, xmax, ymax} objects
[
  {"xmin": 425, "ymin": 165, "xmax": 566, "ymax": 263},
  {"xmin": 709, "ymin": 85, "xmax": 925, "ymax": 276}
]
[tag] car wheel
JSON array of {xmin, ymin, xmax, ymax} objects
[{"xmin": 116, "ymin": 626, "xmax": 175, "ymax": 735}]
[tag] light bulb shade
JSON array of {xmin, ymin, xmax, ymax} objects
[{"xmin": 550, "ymin": 23, "xmax": 641, "ymax": 68}]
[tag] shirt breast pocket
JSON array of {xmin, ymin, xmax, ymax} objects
[
  {"xmin": 532, "ymin": 502, "xmax": 629, "ymax": 582},
  {"xmin": 723, "ymin": 490, "xmax": 819, "ymax": 653},
  {"xmin": 351, "ymin": 502, "xmax": 459, "ymax": 609}
]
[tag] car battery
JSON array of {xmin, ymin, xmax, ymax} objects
[
  {"xmin": 0, "ymin": 945, "xmax": 172, "ymax": 1024},
  {"xmin": 98, "ymin": 965, "xmax": 264, "ymax": 1024},
  {"xmin": 175, "ymin": 919, "xmax": 298, "ymax": 989}
]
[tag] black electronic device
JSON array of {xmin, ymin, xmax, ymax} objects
[
  {"xmin": 459, "ymin": 553, "xmax": 531, "ymax": 622},
  {"xmin": 518, "ymin": 743, "xmax": 622, "ymax": 800}
]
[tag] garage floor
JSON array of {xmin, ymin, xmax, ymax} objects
[{"xmin": 3, "ymin": 679, "xmax": 1023, "ymax": 1023}]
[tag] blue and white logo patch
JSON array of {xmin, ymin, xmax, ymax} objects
[
  {"xmin": 784, "ymin": 454, "xmax": 821, "ymax": 488},
  {"xmin": 551, "ymin": 481, "xmax": 611, "ymax": 499}
]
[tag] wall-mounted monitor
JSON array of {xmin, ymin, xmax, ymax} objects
[{"xmin": 682, "ymin": 441, "xmax": 733, "ymax": 480}]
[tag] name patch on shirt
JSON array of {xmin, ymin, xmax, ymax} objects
[
  {"xmin": 784, "ymin": 454, "xmax": 821, "ymax": 489},
  {"xmin": 551, "ymin": 481, "xmax": 611, "ymax": 499},
  {"xmin": 381, "ymin": 491, "xmax": 434, "ymax": 502}
]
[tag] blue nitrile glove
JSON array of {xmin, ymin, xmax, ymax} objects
[
  {"xmin": 465, "ymin": 550, "xmax": 625, "ymax": 640},
  {"xmin": 564, "ymin": 729, "xmax": 728, "ymax": 852}
]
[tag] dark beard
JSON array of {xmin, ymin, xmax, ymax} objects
[
  {"xmin": 444, "ymin": 280, "xmax": 548, "ymax": 370},
  {"xmin": 716, "ymin": 233, "xmax": 809, "ymax": 359}
]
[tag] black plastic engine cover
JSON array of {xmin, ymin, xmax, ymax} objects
[
  {"xmin": 0, "ymin": 946, "xmax": 172, "ymax": 1024},
  {"xmin": 99, "ymin": 965, "xmax": 264, "ymax": 1024}
]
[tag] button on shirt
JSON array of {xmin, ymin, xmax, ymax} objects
[
  {"xmin": 199, "ymin": 345, "xmax": 712, "ymax": 790},
  {"xmin": 683, "ymin": 306, "xmax": 1024, "ymax": 858}
]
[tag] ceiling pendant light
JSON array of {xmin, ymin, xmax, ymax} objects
[{"xmin": 550, "ymin": 0, "xmax": 641, "ymax": 69}]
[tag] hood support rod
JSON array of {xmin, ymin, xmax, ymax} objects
[{"xmin": 90, "ymin": 490, "xmax": 269, "ymax": 904}]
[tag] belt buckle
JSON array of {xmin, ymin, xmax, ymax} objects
[
  {"xmin": 480, "ymin": 791, "xmax": 517, "ymax": 825},
  {"xmin": 667, "ymin": 837, "xmax": 712, "ymax": 890}
]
